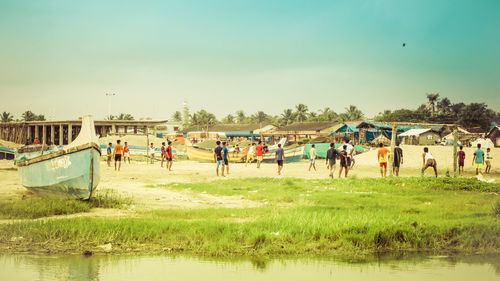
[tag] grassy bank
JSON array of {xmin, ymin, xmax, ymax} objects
[{"xmin": 0, "ymin": 177, "xmax": 499, "ymax": 257}]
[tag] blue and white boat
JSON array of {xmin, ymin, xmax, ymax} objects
[{"xmin": 15, "ymin": 115, "xmax": 101, "ymax": 199}]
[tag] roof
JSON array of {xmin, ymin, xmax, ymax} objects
[
  {"xmin": 0, "ymin": 146, "xmax": 14, "ymax": 153},
  {"xmin": 399, "ymin": 128, "xmax": 438, "ymax": 137},
  {"xmin": 466, "ymin": 127, "xmax": 485, "ymax": 134},
  {"xmin": 182, "ymin": 124, "xmax": 270, "ymax": 134},
  {"xmin": 335, "ymin": 123, "xmax": 359, "ymax": 133},
  {"xmin": 486, "ymin": 126, "xmax": 500, "ymax": 138},
  {"xmin": 357, "ymin": 121, "xmax": 393, "ymax": 130},
  {"xmin": 276, "ymin": 122, "xmax": 339, "ymax": 132}
]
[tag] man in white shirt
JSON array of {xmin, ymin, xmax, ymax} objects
[
  {"xmin": 308, "ymin": 144, "xmax": 317, "ymax": 171},
  {"xmin": 245, "ymin": 143, "xmax": 256, "ymax": 166},
  {"xmin": 149, "ymin": 142, "xmax": 155, "ymax": 164}
]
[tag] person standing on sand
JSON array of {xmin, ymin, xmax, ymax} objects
[
  {"xmin": 222, "ymin": 142, "xmax": 229, "ymax": 175},
  {"xmin": 472, "ymin": 144, "xmax": 484, "ymax": 175},
  {"xmin": 308, "ymin": 144, "xmax": 317, "ymax": 171},
  {"xmin": 377, "ymin": 143, "xmax": 390, "ymax": 178},
  {"xmin": 338, "ymin": 138, "xmax": 354, "ymax": 169},
  {"xmin": 392, "ymin": 142, "xmax": 403, "ymax": 176},
  {"xmin": 160, "ymin": 142, "xmax": 166, "ymax": 168},
  {"xmin": 214, "ymin": 141, "xmax": 225, "ymax": 176},
  {"xmin": 107, "ymin": 142, "xmax": 112, "ymax": 167},
  {"xmin": 338, "ymin": 145, "xmax": 349, "ymax": 178},
  {"xmin": 255, "ymin": 141, "xmax": 264, "ymax": 168},
  {"xmin": 166, "ymin": 141, "xmax": 173, "ymax": 171},
  {"xmin": 113, "ymin": 140, "xmax": 123, "ymax": 171},
  {"xmin": 326, "ymin": 143, "xmax": 340, "ymax": 178},
  {"xmin": 485, "ymin": 148, "xmax": 492, "ymax": 174},
  {"xmin": 149, "ymin": 143, "xmax": 155, "ymax": 164},
  {"xmin": 275, "ymin": 143, "xmax": 285, "ymax": 175},
  {"xmin": 245, "ymin": 143, "xmax": 256, "ymax": 166},
  {"xmin": 457, "ymin": 146, "xmax": 465, "ymax": 176},
  {"xmin": 123, "ymin": 142, "xmax": 131, "ymax": 164},
  {"xmin": 422, "ymin": 147, "xmax": 437, "ymax": 177}
]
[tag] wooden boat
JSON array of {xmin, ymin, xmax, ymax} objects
[
  {"xmin": 261, "ymin": 145, "xmax": 304, "ymax": 163},
  {"xmin": 15, "ymin": 115, "xmax": 101, "ymax": 199}
]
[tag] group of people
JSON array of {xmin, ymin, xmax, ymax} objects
[
  {"xmin": 458, "ymin": 144, "xmax": 493, "ymax": 176},
  {"xmin": 106, "ymin": 140, "xmax": 174, "ymax": 171}
]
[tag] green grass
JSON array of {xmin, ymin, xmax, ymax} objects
[
  {"xmin": 0, "ymin": 189, "xmax": 132, "ymax": 219},
  {"xmin": 1, "ymin": 177, "xmax": 499, "ymax": 257}
]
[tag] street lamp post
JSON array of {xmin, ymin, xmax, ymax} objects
[{"xmin": 106, "ymin": 93, "xmax": 116, "ymax": 120}]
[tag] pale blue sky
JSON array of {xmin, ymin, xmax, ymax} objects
[{"xmin": 1, "ymin": 0, "xmax": 499, "ymax": 120}]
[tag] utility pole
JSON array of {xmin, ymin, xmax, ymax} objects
[
  {"xmin": 453, "ymin": 128, "xmax": 458, "ymax": 178},
  {"xmin": 389, "ymin": 124, "xmax": 397, "ymax": 176},
  {"xmin": 106, "ymin": 93, "xmax": 116, "ymax": 120}
]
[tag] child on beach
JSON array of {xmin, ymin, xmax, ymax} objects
[
  {"xmin": 422, "ymin": 147, "xmax": 437, "ymax": 177},
  {"xmin": 275, "ymin": 143, "xmax": 285, "ymax": 175},
  {"xmin": 166, "ymin": 141, "xmax": 173, "ymax": 171},
  {"xmin": 214, "ymin": 141, "xmax": 225, "ymax": 176},
  {"xmin": 457, "ymin": 146, "xmax": 465, "ymax": 176},
  {"xmin": 472, "ymin": 144, "xmax": 484, "ymax": 175},
  {"xmin": 107, "ymin": 143, "xmax": 112, "ymax": 167},
  {"xmin": 223, "ymin": 142, "xmax": 229, "ymax": 175},
  {"xmin": 485, "ymin": 148, "xmax": 492, "ymax": 174},
  {"xmin": 245, "ymin": 143, "xmax": 256, "ymax": 166},
  {"xmin": 160, "ymin": 142, "xmax": 166, "ymax": 168},
  {"xmin": 123, "ymin": 142, "xmax": 130, "ymax": 164},
  {"xmin": 392, "ymin": 142, "xmax": 403, "ymax": 176},
  {"xmin": 113, "ymin": 140, "xmax": 123, "ymax": 171},
  {"xmin": 308, "ymin": 144, "xmax": 317, "ymax": 171},
  {"xmin": 377, "ymin": 143, "xmax": 390, "ymax": 178},
  {"xmin": 326, "ymin": 143, "xmax": 340, "ymax": 178},
  {"xmin": 338, "ymin": 145, "xmax": 349, "ymax": 178}
]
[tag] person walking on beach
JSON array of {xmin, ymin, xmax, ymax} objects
[
  {"xmin": 149, "ymin": 143, "xmax": 155, "ymax": 164},
  {"xmin": 113, "ymin": 140, "xmax": 123, "ymax": 171},
  {"xmin": 275, "ymin": 143, "xmax": 285, "ymax": 175},
  {"xmin": 392, "ymin": 142, "xmax": 403, "ymax": 176},
  {"xmin": 255, "ymin": 141, "xmax": 264, "ymax": 168},
  {"xmin": 472, "ymin": 144, "xmax": 484, "ymax": 175},
  {"xmin": 457, "ymin": 146, "xmax": 465, "ymax": 176},
  {"xmin": 107, "ymin": 142, "xmax": 112, "ymax": 167},
  {"xmin": 422, "ymin": 147, "xmax": 437, "ymax": 177},
  {"xmin": 377, "ymin": 143, "xmax": 390, "ymax": 178},
  {"xmin": 485, "ymin": 148, "xmax": 492, "ymax": 174},
  {"xmin": 214, "ymin": 141, "xmax": 225, "ymax": 176},
  {"xmin": 222, "ymin": 142, "xmax": 229, "ymax": 175},
  {"xmin": 245, "ymin": 143, "xmax": 256, "ymax": 166},
  {"xmin": 308, "ymin": 144, "xmax": 317, "ymax": 171},
  {"xmin": 326, "ymin": 143, "xmax": 340, "ymax": 178},
  {"xmin": 338, "ymin": 145, "xmax": 349, "ymax": 178},
  {"xmin": 160, "ymin": 142, "xmax": 166, "ymax": 168},
  {"xmin": 123, "ymin": 142, "xmax": 131, "ymax": 164},
  {"xmin": 166, "ymin": 141, "xmax": 173, "ymax": 171}
]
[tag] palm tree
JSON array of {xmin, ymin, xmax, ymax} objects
[
  {"xmin": 426, "ymin": 93, "xmax": 440, "ymax": 112},
  {"xmin": 172, "ymin": 111, "xmax": 182, "ymax": 122},
  {"xmin": 235, "ymin": 110, "xmax": 246, "ymax": 123},
  {"xmin": 1, "ymin": 112, "xmax": 14, "ymax": 122},
  {"xmin": 116, "ymin": 113, "xmax": 134, "ymax": 120},
  {"xmin": 294, "ymin": 104, "xmax": 308, "ymax": 122},
  {"xmin": 340, "ymin": 105, "xmax": 364, "ymax": 122},
  {"xmin": 22, "ymin": 111, "xmax": 37, "ymax": 121},
  {"xmin": 280, "ymin": 109, "xmax": 295, "ymax": 126},
  {"xmin": 437, "ymin": 97, "xmax": 451, "ymax": 113},
  {"xmin": 222, "ymin": 114, "xmax": 235, "ymax": 124}
]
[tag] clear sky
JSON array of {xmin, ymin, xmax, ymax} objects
[{"xmin": 1, "ymin": 0, "xmax": 499, "ymax": 120}]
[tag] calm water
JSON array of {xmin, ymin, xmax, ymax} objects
[{"xmin": 1, "ymin": 254, "xmax": 499, "ymax": 281}]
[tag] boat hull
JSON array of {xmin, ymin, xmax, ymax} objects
[
  {"xmin": 17, "ymin": 145, "xmax": 100, "ymax": 199},
  {"xmin": 186, "ymin": 146, "xmax": 244, "ymax": 162}
]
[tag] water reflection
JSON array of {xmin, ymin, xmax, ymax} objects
[{"xmin": 0, "ymin": 253, "xmax": 498, "ymax": 281}]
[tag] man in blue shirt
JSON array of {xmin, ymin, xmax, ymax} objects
[
  {"xmin": 472, "ymin": 143, "xmax": 484, "ymax": 175},
  {"xmin": 275, "ymin": 144, "xmax": 285, "ymax": 175},
  {"xmin": 222, "ymin": 142, "xmax": 229, "ymax": 175}
]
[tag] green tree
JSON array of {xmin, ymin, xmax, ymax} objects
[
  {"xmin": 437, "ymin": 97, "xmax": 451, "ymax": 113},
  {"xmin": 426, "ymin": 93, "xmax": 440, "ymax": 112},
  {"xmin": 294, "ymin": 104, "xmax": 308, "ymax": 122},
  {"xmin": 116, "ymin": 113, "xmax": 134, "ymax": 120},
  {"xmin": 22, "ymin": 111, "xmax": 37, "ymax": 121},
  {"xmin": 1, "ymin": 112, "xmax": 14, "ymax": 122},
  {"xmin": 279, "ymin": 109, "xmax": 295, "ymax": 126},
  {"xmin": 339, "ymin": 105, "xmax": 364, "ymax": 122},
  {"xmin": 172, "ymin": 111, "xmax": 182, "ymax": 122},
  {"xmin": 235, "ymin": 110, "xmax": 246, "ymax": 123},
  {"xmin": 222, "ymin": 114, "xmax": 235, "ymax": 124},
  {"xmin": 458, "ymin": 103, "xmax": 491, "ymax": 131}
]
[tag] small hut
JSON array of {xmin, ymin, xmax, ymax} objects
[{"xmin": 371, "ymin": 134, "xmax": 391, "ymax": 146}]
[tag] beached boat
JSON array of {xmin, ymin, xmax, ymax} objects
[
  {"xmin": 261, "ymin": 145, "xmax": 305, "ymax": 163},
  {"xmin": 15, "ymin": 115, "xmax": 101, "ymax": 199}
]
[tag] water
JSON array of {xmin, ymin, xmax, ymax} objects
[{"xmin": 1, "ymin": 254, "xmax": 499, "ymax": 281}]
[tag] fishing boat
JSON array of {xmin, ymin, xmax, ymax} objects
[
  {"xmin": 186, "ymin": 145, "xmax": 245, "ymax": 162},
  {"xmin": 15, "ymin": 115, "xmax": 101, "ymax": 199},
  {"xmin": 261, "ymin": 145, "xmax": 304, "ymax": 163}
]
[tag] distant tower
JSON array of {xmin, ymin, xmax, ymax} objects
[{"xmin": 182, "ymin": 101, "xmax": 190, "ymax": 126}]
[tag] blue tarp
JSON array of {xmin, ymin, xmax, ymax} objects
[{"xmin": 335, "ymin": 124, "xmax": 359, "ymax": 133}]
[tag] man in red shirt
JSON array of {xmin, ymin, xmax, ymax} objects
[
  {"xmin": 255, "ymin": 141, "xmax": 264, "ymax": 168},
  {"xmin": 160, "ymin": 142, "xmax": 166, "ymax": 168},
  {"xmin": 123, "ymin": 142, "xmax": 130, "ymax": 164},
  {"xmin": 33, "ymin": 138, "xmax": 40, "ymax": 145},
  {"xmin": 166, "ymin": 141, "xmax": 173, "ymax": 171}
]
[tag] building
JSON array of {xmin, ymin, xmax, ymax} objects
[
  {"xmin": 333, "ymin": 122, "xmax": 360, "ymax": 143},
  {"xmin": 399, "ymin": 128, "xmax": 441, "ymax": 145},
  {"xmin": 182, "ymin": 124, "xmax": 277, "ymax": 141},
  {"xmin": 0, "ymin": 145, "xmax": 14, "ymax": 160},
  {"xmin": 264, "ymin": 122, "xmax": 341, "ymax": 141},
  {"xmin": 487, "ymin": 126, "xmax": 500, "ymax": 147}
]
